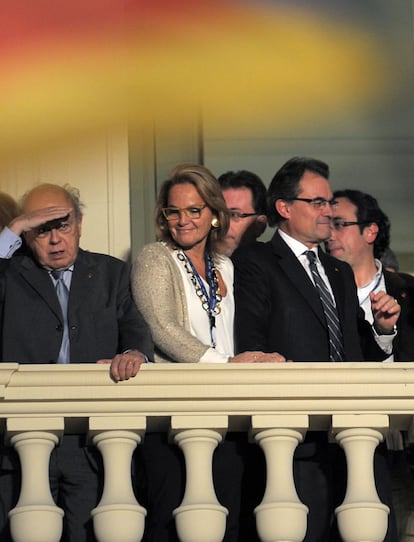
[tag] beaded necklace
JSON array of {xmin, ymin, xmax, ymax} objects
[{"xmin": 176, "ymin": 249, "xmax": 222, "ymax": 348}]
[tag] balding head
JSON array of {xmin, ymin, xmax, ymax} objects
[
  {"xmin": 21, "ymin": 183, "xmax": 83, "ymax": 220},
  {"xmin": 22, "ymin": 183, "xmax": 84, "ymax": 271}
]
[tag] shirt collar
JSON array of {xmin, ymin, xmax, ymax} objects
[
  {"xmin": 278, "ymin": 228, "xmax": 318, "ymax": 259},
  {"xmin": 359, "ymin": 259, "xmax": 383, "ymax": 290},
  {"xmin": 48, "ymin": 265, "xmax": 74, "ymax": 276}
]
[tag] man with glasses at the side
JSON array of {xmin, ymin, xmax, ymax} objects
[
  {"xmin": 326, "ymin": 189, "xmax": 413, "ymax": 362},
  {"xmin": 0, "ymin": 183, "xmax": 153, "ymax": 542},
  {"xmin": 326, "ymin": 189, "xmax": 414, "ymax": 539},
  {"xmin": 218, "ymin": 169, "xmax": 267, "ymax": 256},
  {"xmin": 232, "ymin": 157, "xmax": 400, "ymax": 542}
]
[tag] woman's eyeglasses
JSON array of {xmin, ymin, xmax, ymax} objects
[{"xmin": 162, "ymin": 205, "xmax": 207, "ymax": 221}]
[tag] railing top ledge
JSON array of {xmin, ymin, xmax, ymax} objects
[
  {"xmin": 0, "ymin": 362, "xmax": 414, "ymax": 399},
  {"xmin": 1, "ymin": 362, "xmax": 414, "ymax": 433},
  {"xmin": 1, "ymin": 361, "xmax": 414, "ymax": 392}
]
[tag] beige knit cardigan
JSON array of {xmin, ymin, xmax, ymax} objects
[{"xmin": 131, "ymin": 242, "xmax": 212, "ymax": 363}]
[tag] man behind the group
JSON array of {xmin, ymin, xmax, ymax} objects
[
  {"xmin": 0, "ymin": 183, "xmax": 153, "ymax": 542},
  {"xmin": 327, "ymin": 189, "xmax": 414, "ymax": 361},
  {"xmin": 232, "ymin": 157, "xmax": 400, "ymax": 542},
  {"xmin": 218, "ymin": 169, "xmax": 267, "ymax": 256}
]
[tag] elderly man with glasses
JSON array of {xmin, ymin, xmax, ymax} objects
[{"xmin": 0, "ymin": 183, "xmax": 153, "ymax": 542}]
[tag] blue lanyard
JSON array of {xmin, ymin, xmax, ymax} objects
[
  {"xmin": 178, "ymin": 251, "xmax": 221, "ymax": 347},
  {"xmin": 188, "ymin": 253, "xmax": 217, "ymax": 311},
  {"xmin": 360, "ymin": 270, "xmax": 383, "ymax": 307}
]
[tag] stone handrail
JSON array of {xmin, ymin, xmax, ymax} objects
[{"xmin": 1, "ymin": 361, "xmax": 414, "ymax": 542}]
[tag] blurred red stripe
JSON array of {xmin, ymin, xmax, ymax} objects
[{"xmin": 0, "ymin": 0, "xmax": 235, "ymax": 57}]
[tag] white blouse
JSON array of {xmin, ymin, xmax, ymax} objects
[{"xmin": 173, "ymin": 253, "xmax": 234, "ymax": 363}]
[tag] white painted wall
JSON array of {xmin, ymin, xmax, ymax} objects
[{"xmin": 0, "ymin": 127, "xmax": 131, "ymax": 260}]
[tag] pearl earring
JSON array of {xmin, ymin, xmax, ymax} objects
[{"xmin": 211, "ymin": 217, "xmax": 220, "ymax": 228}]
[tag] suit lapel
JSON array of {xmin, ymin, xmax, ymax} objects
[
  {"xmin": 384, "ymin": 270, "xmax": 404, "ymax": 299},
  {"xmin": 68, "ymin": 250, "xmax": 98, "ymax": 315},
  {"xmin": 271, "ymin": 233, "xmax": 327, "ymax": 327},
  {"xmin": 19, "ymin": 257, "xmax": 62, "ymax": 320},
  {"xmin": 19, "ymin": 250, "xmax": 99, "ymax": 321}
]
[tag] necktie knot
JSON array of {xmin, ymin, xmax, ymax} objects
[
  {"xmin": 51, "ymin": 269, "xmax": 65, "ymax": 281},
  {"xmin": 305, "ymin": 250, "xmax": 317, "ymax": 264}
]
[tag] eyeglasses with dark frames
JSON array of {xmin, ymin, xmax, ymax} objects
[
  {"xmin": 332, "ymin": 220, "xmax": 371, "ymax": 231},
  {"xmin": 162, "ymin": 205, "xmax": 207, "ymax": 221},
  {"xmin": 288, "ymin": 197, "xmax": 338, "ymax": 210},
  {"xmin": 33, "ymin": 215, "xmax": 74, "ymax": 238},
  {"xmin": 229, "ymin": 211, "xmax": 258, "ymax": 222}
]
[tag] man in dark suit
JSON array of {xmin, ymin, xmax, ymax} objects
[
  {"xmin": 232, "ymin": 157, "xmax": 400, "ymax": 542},
  {"xmin": 0, "ymin": 183, "xmax": 153, "ymax": 541}
]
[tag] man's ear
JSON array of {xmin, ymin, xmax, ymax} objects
[
  {"xmin": 275, "ymin": 199, "xmax": 290, "ymax": 220},
  {"xmin": 363, "ymin": 222, "xmax": 378, "ymax": 244}
]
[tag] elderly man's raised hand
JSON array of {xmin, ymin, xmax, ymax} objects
[{"xmin": 9, "ymin": 207, "xmax": 73, "ymax": 235}]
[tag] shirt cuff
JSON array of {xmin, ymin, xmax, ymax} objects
[
  {"xmin": 199, "ymin": 347, "xmax": 230, "ymax": 363},
  {"xmin": 0, "ymin": 227, "xmax": 22, "ymax": 258},
  {"xmin": 373, "ymin": 328, "xmax": 396, "ymax": 356},
  {"xmin": 123, "ymin": 349, "xmax": 150, "ymax": 363}
]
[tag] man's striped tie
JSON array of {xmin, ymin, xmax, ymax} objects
[{"xmin": 306, "ymin": 251, "xmax": 345, "ymax": 361}]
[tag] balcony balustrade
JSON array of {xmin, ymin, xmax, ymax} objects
[{"xmin": 1, "ymin": 361, "xmax": 414, "ymax": 542}]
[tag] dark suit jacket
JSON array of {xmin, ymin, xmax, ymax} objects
[
  {"xmin": 233, "ymin": 231, "xmax": 385, "ymax": 362},
  {"xmin": 385, "ymin": 270, "xmax": 414, "ymax": 361},
  {"xmin": 0, "ymin": 248, "xmax": 153, "ymax": 363},
  {"xmin": 231, "ymin": 232, "xmax": 397, "ymax": 541}
]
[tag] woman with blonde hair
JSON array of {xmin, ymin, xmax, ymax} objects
[
  {"xmin": 113, "ymin": 163, "xmax": 283, "ymax": 367},
  {"xmin": 110, "ymin": 164, "xmax": 284, "ymax": 541}
]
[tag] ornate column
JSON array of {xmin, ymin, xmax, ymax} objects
[
  {"xmin": 252, "ymin": 414, "xmax": 309, "ymax": 542},
  {"xmin": 90, "ymin": 417, "xmax": 147, "ymax": 542},
  {"xmin": 7, "ymin": 418, "xmax": 64, "ymax": 542},
  {"xmin": 333, "ymin": 414, "xmax": 390, "ymax": 542},
  {"xmin": 171, "ymin": 415, "xmax": 228, "ymax": 542}
]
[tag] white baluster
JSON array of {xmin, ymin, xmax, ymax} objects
[
  {"xmin": 335, "ymin": 427, "xmax": 389, "ymax": 542},
  {"xmin": 173, "ymin": 428, "xmax": 228, "ymax": 542},
  {"xmin": 254, "ymin": 428, "xmax": 308, "ymax": 542},
  {"xmin": 91, "ymin": 430, "xmax": 146, "ymax": 542},
  {"xmin": 333, "ymin": 414, "xmax": 390, "ymax": 542},
  {"xmin": 9, "ymin": 431, "xmax": 64, "ymax": 542}
]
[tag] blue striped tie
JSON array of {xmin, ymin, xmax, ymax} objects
[
  {"xmin": 306, "ymin": 251, "xmax": 344, "ymax": 361},
  {"xmin": 51, "ymin": 270, "xmax": 70, "ymax": 364}
]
